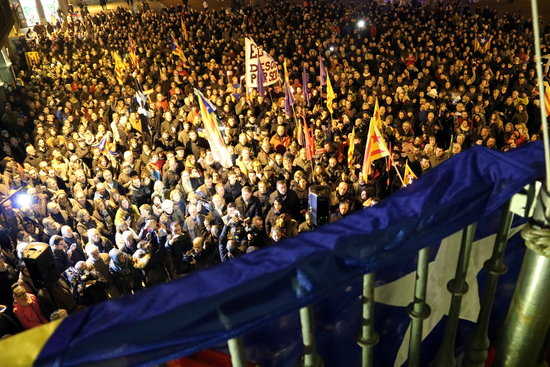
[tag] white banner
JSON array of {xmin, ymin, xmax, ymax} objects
[{"xmin": 245, "ymin": 37, "xmax": 279, "ymax": 90}]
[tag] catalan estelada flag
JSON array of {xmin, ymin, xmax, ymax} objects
[
  {"xmin": 172, "ymin": 38, "xmax": 187, "ymax": 62},
  {"xmin": 362, "ymin": 99, "xmax": 390, "ymax": 180},
  {"xmin": 403, "ymin": 160, "xmax": 418, "ymax": 186},
  {"xmin": 194, "ymin": 88, "xmax": 233, "ymax": 168},
  {"xmin": 128, "ymin": 38, "xmax": 139, "ymax": 68}
]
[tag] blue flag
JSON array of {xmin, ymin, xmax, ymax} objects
[{"xmin": 13, "ymin": 142, "xmax": 545, "ymax": 367}]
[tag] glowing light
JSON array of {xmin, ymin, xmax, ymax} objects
[
  {"xmin": 14, "ymin": 193, "xmax": 32, "ymax": 209},
  {"xmin": 357, "ymin": 19, "xmax": 366, "ymax": 29},
  {"xmin": 329, "ymin": 46, "xmax": 335, "ymax": 52}
]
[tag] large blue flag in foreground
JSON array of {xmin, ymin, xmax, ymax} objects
[{"xmin": 0, "ymin": 142, "xmax": 545, "ymax": 367}]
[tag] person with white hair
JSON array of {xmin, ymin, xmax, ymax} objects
[
  {"xmin": 120, "ymin": 229, "xmax": 139, "ymax": 255},
  {"xmin": 85, "ymin": 243, "xmax": 119, "ymax": 298},
  {"xmin": 46, "ymin": 201, "xmax": 71, "ymax": 227},
  {"xmin": 87, "ymin": 228, "xmax": 113, "ymax": 254}
]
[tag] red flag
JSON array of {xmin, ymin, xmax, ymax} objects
[{"xmin": 303, "ymin": 117, "xmax": 315, "ymax": 161}]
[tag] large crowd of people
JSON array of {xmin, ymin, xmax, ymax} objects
[{"xmin": 0, "ymin": 0, "xmax": 547, "ymax": 335}]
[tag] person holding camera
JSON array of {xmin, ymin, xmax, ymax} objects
[
  {"xmin": 182, "ymin": 237, "xmax": 214, "ymax": 271},
  {"xmin": 108, "ymin": 248, "xmax": 139, "ymax": 296}
]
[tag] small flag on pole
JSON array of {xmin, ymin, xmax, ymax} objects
[
  {"xmin": 403, "ymin": 161, "xmax": 418, "ymax": 186},
  {"xmin": 257, "ymin": 60, "xmax": 266, "ymax": 97},
  {"xmin": 319, "ymin": 56, "xmax": 326, "ymax": 86},
  {"xmin": 181, "ymin": 19, "xmax": 189, "ymax": 41},
  {"xmin": 283, "ymin": 60, "xmax": 294, "ymax": 117},
  {"xmin": 303, "ymin": 117, "xmax": 315, "ymax": 161},
  {"xmin": 171, "ymin": 38, "xmax": 187, "ymax": 62},
  {"xmin": 348, "ymin": 127, "xmax": 355, "ymax": 167},
  {"xmin": 194, "ymin": 88, "xmax": 233, "ymax": 168},
  {"xmin": 128, "ymin": 38, "xmax": 139, "ymax": 68},
  {"xmin": 326, "ymin": 73, "xmax": 335, "ymax": 114},
  {"xmin": 283, "ymin": 59, "xmax": 290, "ymax": 85},
  {"xmin": 362, "ymin": 102, "xmax": 390, "ymax": 181},
  {"xmin": 111, "ymin": 51, "xmax": 128, "ymax": 85},
  {"xmin": 302, "ymin": 65, "xmax": 310, "ymax": 107},
  {"xmin": 284, "ymin": 84, "xmax": 294, "ymax": 117}
]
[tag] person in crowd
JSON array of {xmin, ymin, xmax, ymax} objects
[
  {"xmin": 108, "ymin": 248, "xmax": 139, "ymax": 295},
  {"xmin": 12, "ymin": 286, "xmax": 48, "ymax": 330}
]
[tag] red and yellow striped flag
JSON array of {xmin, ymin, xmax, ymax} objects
[
  {"xmin": 362, "ymin": 99, "xmax": 389, "ymax": 180},
  {"xmin": 111, "ymin": 51, "xmax": 128, "ymax": 85},
  {"xmin": 403, "ymin": 160, "xmax": 418, "ymax": 186}
]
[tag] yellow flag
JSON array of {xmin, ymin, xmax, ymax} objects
[
  {"xmin": 403, "ymin": 161, "xmax": 418, "ymax": 186},
  {"xmin": 129, "ymin": 115, "xmax": 142, "ymax": 133},
  {"xmin": 348, "ymin": 127, "xmax": 355, "ymax": 167},
  {"xmin": 111, "ymin": 51, "xmax": 128, "ymax": 85},
  {"xmin": 25, "ymin": 52, "xmax": 41, "ymax": 68},
  {"xmin": 326, "ymin": 73, "xmax": 335, "ymax": 114},
  {"xmin": 181, "ymin": 19, "xmax": 189, "ymax": 41},
  {"xmin": 362, "ymin": 124, "xmax": 390, "ymax": 180},
  {"xmin": 283, "ymin": 59, "xmax": 290, "ymax": 85}
]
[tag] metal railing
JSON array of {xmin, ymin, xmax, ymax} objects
[{"xmin": 221, "ymin": 190, "xmax": 548, "ymax": 367}]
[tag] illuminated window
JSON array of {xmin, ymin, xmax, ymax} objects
[
  {"xmin": 19, "ymin": 0, "xmax": 40, "ymax": 26},
  {"xmin": 41, "ymin": 0, "xmax": 58, "ymax": 23}
]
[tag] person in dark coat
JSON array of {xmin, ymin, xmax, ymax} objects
[
  {"xmin": 269, "ymin": 180, "xmax": 301, "ymax": 219},
  {"xmin": 49, "ymin": 235, "xmax": 70, "ymax": 275},
  {"xmin": 165, "ymin": 222, "xmax": 192, "ymax": 276},
  {"xmin": 108, "ymin": 249, "xmax": 139, "ymax": 296},
  {"xmin": 234, "ymin": 186, "xmax": 261, "ymax": 219}
]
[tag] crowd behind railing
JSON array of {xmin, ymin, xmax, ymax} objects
[{"xmin": 0, "ymin": 0, "xmax": 548, "ymax": 338}]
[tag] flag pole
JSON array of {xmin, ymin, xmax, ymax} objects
[
  {"xmin": 386, "ymin": 142, "xmax": 392, "ymax": 187},
  {"xmin": 302, "ymin": 115, "xmax": 317, "ymax": 184},
  {"xmin": 494, "ymin": 0, "xmax": 550, "ymax": 364},
  {"xmin": 529, "ymin": 0, "xmax": 550, "ymax": 191},
  {"xmin": 267, "ymin": 88, "xmax": 274, "ymax": 107},
  {"xmin": 290, "ymin": 101, "xmax": 301, "ymax": 139},
  {"xmin": 393, "ymin": 164, "xmax": 405, "ymax": 187}
]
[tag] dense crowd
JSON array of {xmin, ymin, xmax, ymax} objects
[{"xmin": 0, "ymin": 0, "xmax": 547, "ymax": 335}]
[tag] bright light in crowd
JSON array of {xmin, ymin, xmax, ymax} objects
[
  {"xmin": 357, "ymin": 19, "xmax": 366, "ymax": 29},
  {"xmin": 329, "ymin": 46, "xmax": 335, "ymax": 52},
  {"xmin": 14, "ymin": 193, "xmax": 32, "ymax": 209}
]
